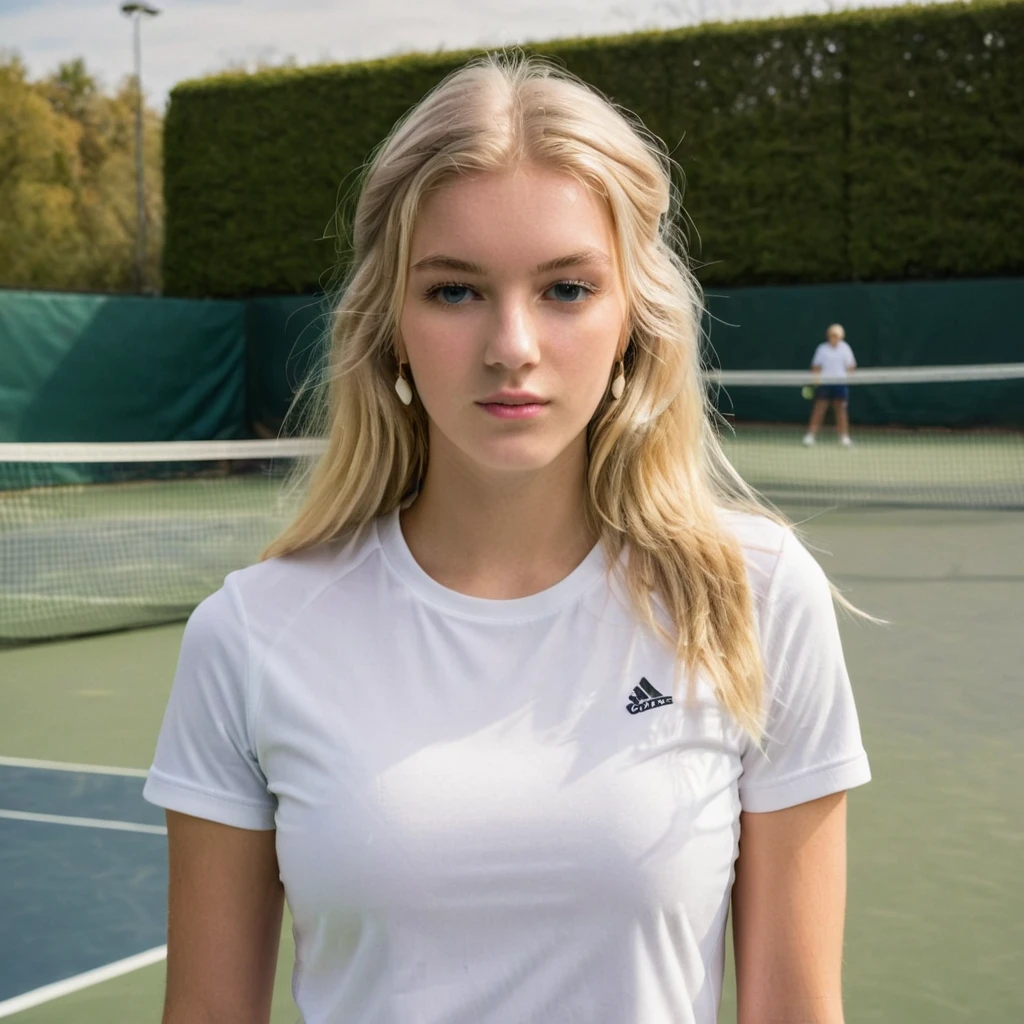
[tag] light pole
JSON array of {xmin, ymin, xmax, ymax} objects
[{"xmin": 120, "ymin": 2, "xmax": 160, "ymax": 293}]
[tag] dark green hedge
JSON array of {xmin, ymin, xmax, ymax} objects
[
  {"xmin": 847, "ymin": 3, "xmax": 1024, "ymax": 278},
  {"xmin": 163, "ymin": 1, "xmax": 1023, "ymax": 297}
]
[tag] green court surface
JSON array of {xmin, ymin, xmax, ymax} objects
[{"xmin": 1, "ymin": 506, "xmax": 1022, "ymax": 1021}]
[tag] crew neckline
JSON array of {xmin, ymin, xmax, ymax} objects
[{"xmin": 375, "ymin": 508, "xmax": 608, "ymax": 622}]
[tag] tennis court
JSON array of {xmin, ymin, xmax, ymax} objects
[{"xmin": 1, "ymin": 428, "xmax": 1023, "ymax": 1021}]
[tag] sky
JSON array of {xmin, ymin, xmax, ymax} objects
[{"xmin": 2, "ymin": 0, "xmax": 956, "ymax": 109}]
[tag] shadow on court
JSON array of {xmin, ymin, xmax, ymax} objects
[{"xmin": 0, "ymin": 509, "xmax": 1021, "ymax": 1022}]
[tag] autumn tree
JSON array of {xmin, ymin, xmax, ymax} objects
[{"xmin": 0, "ymin": 52, "xmax": 163, "ymax": 292}]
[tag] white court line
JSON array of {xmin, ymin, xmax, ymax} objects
[
  {"xmin": 0, "ymin": 755, "xmax": 148, "ymax": 777},
  {"xmin": 0, "ymin": 945, "xmax": 167, "ymax": 1018},
  {"xmin": 0, "ymin": 809, "xmax": 166, "ymax": 835}
]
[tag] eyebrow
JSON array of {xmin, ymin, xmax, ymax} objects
[{"xmin": 409, "ymin": 249, "xmax": 613, "ymax": 275}]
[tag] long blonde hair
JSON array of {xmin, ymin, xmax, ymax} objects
[{"xmin": 265, "ymin": 53, "xmax": 781, "ymax": 740}]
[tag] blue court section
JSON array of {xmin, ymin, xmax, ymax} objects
[{"xmin": 0, "ymin": 765, "xmax": 167, "ymax": 1003}]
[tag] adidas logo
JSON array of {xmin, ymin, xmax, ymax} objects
[{"xmin": 626, "ymin": 677, "xmax": 673, "ymax": 715}]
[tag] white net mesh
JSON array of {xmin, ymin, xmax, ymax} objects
[
  {"xmin": 718, "ymin": 425, "xmax": 1023, "ymax": 509},
  {"xmin": 2, "ymin": 365, "xmax": 1021, "ymax": 643},
  {"xmin": 712, "ymin": 363, "xmax": 1024, "ymax": 510},
  {"xmin": 0, "ymin": 440, "xmax": 316, "ymax": 643}
]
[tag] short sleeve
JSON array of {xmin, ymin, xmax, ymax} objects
[
  {"xmin": 810, "ymin": 344, "xmax": 824, "ymax": 367},
  {"xmin": 739, "ymin": 531, "xmax": 871, "ymax": 813},
  {"xmin": 142, "ymin": 579, "xmax": 277, "ymax": 829},
  {"xmin": 843, "ymin": 342, "xmax": 856, "ymax": 368}
]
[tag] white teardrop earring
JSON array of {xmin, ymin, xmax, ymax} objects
[
  {"xmin": 610, "ymin": 360, "xmax": 626, "ymax": 401},
  {"xmin": 395, "ymin": 361, "xmax": 413, "ymax": 406}
]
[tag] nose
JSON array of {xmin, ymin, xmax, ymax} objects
[{"xmin": 483, "ymin": 297, "xmax": 540, "ymax": 371}]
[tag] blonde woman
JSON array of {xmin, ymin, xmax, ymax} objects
[{"xmin": 144, "ymin": 54, "xmax": 870, "ymax": 1024}]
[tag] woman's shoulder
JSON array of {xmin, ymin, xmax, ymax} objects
[
  {"xmin": 716, "ymin": 508, "xmax": 826, "ymax": 608},
  {"xmin": 716, "ymin": 507, "xmax": 789, "ymax": 559},
  {"xmin": 214, "ymin": 520, "xmax": 384, "ymax": 632}
]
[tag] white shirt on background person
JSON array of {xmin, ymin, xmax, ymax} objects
[{"xmin": 812, "ymin": 339, "xmax": 857, "ymax": 379}]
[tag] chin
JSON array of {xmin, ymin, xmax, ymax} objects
[{"xmin": 461, "ymin": 437, "xmax": 570, "ymax": 476}]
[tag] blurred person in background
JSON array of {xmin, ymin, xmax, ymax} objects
[{"xmin": 804, "ymin": 323, "xmax": 857, "ymax": 447}]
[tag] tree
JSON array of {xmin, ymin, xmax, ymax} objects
[
  {"xmin": 0, "ymin": 52, "xmax": 163, "ymax": 293},
  {"xmin": 0, "ymin": 54, "xmax": 85, "ymax": 289}
]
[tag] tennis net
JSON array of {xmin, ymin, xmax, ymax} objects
[
  {"xmin": 0, "ymin": 440, "xmax": 316, "ymax": 643},
  {"xmin": 711, "ymin": 363, "xmax": 1024, "ymax": 510},
  {"xmin": 1, "ymin": 364, "xmax": 1021, "ymax": 643}
]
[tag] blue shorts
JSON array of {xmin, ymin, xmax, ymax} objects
[{"xmin": 816, "ymin": 384, "xmax": 849, "ymax": 401}]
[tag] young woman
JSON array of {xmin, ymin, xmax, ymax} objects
[
  {"xmin": 144, "ymin": 55, "xmax": 870, "ymax": 1024},
  {"xmin": 803, "ymin": 323, "xmax": 858, "ymax": 447}
]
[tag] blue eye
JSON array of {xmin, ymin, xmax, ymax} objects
[
  {"xmin": 430, "ymin": 284, "xmax": 474, "ymax": 305},
  {"xmin": 547, "ymin": 281, "xmax": 591, "ymax": 303}
]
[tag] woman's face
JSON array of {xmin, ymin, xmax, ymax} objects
[{"xmin": 399, "ymin": 164, "xmax": 627, "ymax": 478}]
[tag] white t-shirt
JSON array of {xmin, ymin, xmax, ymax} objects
[
  {"xmin": 144, "ymin": 508, "xmax": 870, "ymax": 1024},
  {"xmin": 811, "ymin": 340, "xmax": 857, "ymax": 380}
]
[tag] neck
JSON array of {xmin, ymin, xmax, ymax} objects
[{"xmin": 399, "ymin": 436, "xmax": 596, "ymax": 599}]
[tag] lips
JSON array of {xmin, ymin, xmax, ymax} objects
[
  {"xmin": 477, "ymin": 391, "xmax": 546, "ymax": 406},
  {"xmin": 476, "ymin": 392, "xmax": 548, "ymax": 420}
]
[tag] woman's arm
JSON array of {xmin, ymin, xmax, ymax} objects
[
  {"xmin": 732, "ymin": 792, "xmax": 849, "ymax": 1024},
  {"xmin": 162, "ymin": 810, "xmax": 284, "ymax": 1024}
]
